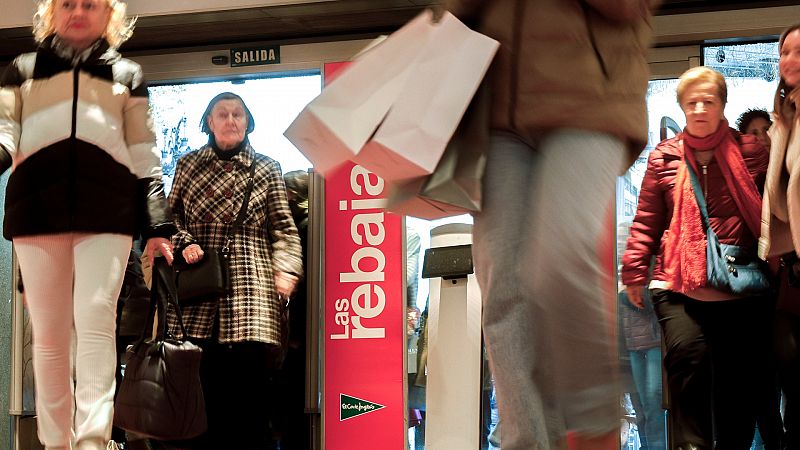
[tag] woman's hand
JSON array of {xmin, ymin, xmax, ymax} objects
[
  {"xmin": 182, "ymin": 244, "xmax": 204, "ymax": 265},
  {"xmin": 146, "ymin": 237, "xmax": 174, "ymax": 266},
  {"xmin": 626, "ymin": 284, "xmax": 646, "ymax": 309},
  {"xmin": 275, "ymin": 272, "xmax": 298, "ymax": 302}
]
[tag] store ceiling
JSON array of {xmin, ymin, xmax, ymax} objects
[{"xmin": 0, "ymin": 0, "xmax": 796, "ymax": 63}]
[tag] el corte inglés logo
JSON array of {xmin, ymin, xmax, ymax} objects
[{"xmin": 340, "ymin": 393, "xmax": 385, "ymax": 421}]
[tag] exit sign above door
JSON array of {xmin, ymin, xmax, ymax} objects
[{"xmin": 230, "ymin": 46, "xmax": 281, "ymax": 67}]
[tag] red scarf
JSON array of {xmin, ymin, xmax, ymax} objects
[{"xmin": 663, "ymin": 120, "xmax": 763, "ymax": 293}]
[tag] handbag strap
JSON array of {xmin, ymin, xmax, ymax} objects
[
  {"xmin": 137, "ymin": 258, "xmax": 190, "ymax": 347},
  {"xmin": 685, "ymin": 157, "xmax": 711, "ymax": 232},
  {"xmin": 223, "ymin": 158, "xmax": 257, "ymax": 252}
]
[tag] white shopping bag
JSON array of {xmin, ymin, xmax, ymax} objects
[
  {"xmin": 283, "ymin": 10, "xmax": 437, "ymax": 176},
  {"xmin": 355, "ymin": 12, "xmax": 498, "ymax": 183}
]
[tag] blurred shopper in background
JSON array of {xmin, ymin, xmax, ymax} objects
[
  {"xmin": 619, "ymin": 287, "xmax": 665, "ymax": 450},
  {"xmin": 0, "ymin": 1, "xmax": 175, "ymax": 449},
  {"xmin": 623, "ymin": 66, "xmax": 773, "ymax": 450},
  {"xmin": 759, "ymin": 23, "xmax": 800, "ymax": 450},
  {"xmin": 737, "ymin": 108, "xmax": 773, "ymax": 149},
  {"xmin": 272, "ymin": 169, "xmax": 310, "ymax": 450},
  {"xmin": 444, "ymin": 0, "xmax": 659, "ymax": 448},
  {"xmin": 736, "ymin": 108, "xmax": 782, "ymax": 450}
]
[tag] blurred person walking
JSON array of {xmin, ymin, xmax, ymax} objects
[{"xmin": 444, "ymin": 0, "xmax": 659, "ymax": 448}]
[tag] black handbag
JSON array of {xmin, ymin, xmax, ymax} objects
[
  {"xmin": 114, "ymin": 259, "xmax": 207, "ymax": 441},
  {"xmin": 174, "ymin": 159, "xmax": 257, "ymax": 303},
  {"xmin": 173, "ymin": 248, "xmax": 230, "ymax": 303},
  {"xmin": 686, "ymin": 163, "xmax": 771, "ymax": 295}
]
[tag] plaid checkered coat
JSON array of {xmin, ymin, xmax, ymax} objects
[{"xmin": 168, "ymin": 142, "xmax": 303, "ymax": 344}]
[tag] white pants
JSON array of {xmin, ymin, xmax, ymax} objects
[
  {"xmin": 473, "ymin": 130, "xmax": 624, "ymax": 449},
  {"xmin": 15, "ymin": 233, "xmax": 131, "ymax": 450}
]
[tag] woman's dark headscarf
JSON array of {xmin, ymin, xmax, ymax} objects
[{"xmin": 200, "ymin": 92, "xmax": 255, "ymax": 135}]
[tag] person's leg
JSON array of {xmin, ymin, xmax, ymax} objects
[
  {"xmin": 651, "ymin": 290, "xmax": 712, "ymax": 449},
  {"xmin": 700, "ymin": 296, "xmax": 766, "ymax": 450},
  {"xmin": 642, "ymin": 347, "xmax": 666, "ymax": 450},
  {"xmin": 474, "ymin": 130, "xmax": 623, "ymax": 450},
  {"xmin": 753, "ymin": 426, "xmax": 766, "ymax": 450},
  {"xmin": 273, "ymin": 344, "xmax": 308, "ymax": 450},
  {"xmin": 473, "ymin": 132, "xmax": 548, "ymax": 449},
  {"xmin": 629, "ymin": 350, "xmax": 651, "ymax": 449},
  {"xmin": 15, "ymin": 235, "xmax": 77, "ymax": 449},
  {"xmin": 776, "ymin": 311, "xmax": 800, "ymax": 449},
  {"xmin": 199, "ymin": 342, "xmax": 275, "ymax": 450},
  {"xmin": 751, "ymin": 299, "xmax": 783, "ymax": 450},
  {"xmin": 528, "ymin": 129, "xmax": 623, "ymax": 446},
  {"xmin": 72, "ymin": 233, "xmax": 131, "ymax": 450},
  {"xmin": 488, "ymin": 378, "xmax": 501, "ymax": 450}
]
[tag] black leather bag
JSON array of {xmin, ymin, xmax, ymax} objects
[
  {"xmin": 173, "ymin": 160, "xmax": 256, "ymax": 304},
  {"xmin": 173, "ymin": 248, "xmax": 230, "ymax": 303},
  {"xmin": 114, "ymin": 259, "xmax": 207, "ymax": 441}
]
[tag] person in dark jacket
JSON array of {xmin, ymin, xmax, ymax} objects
[
  {"xmin": 0, "ymin": 1, "xmax": 175, "ymax": 449},
  {"xmin": 271, "ymin": 169, "xmax": 310, "ymax": 450},
  {"xmin": 444, "ymin": 0, "xmax": 659, "ymax": 449},
  {"xmin": 622, "ymin": 66, "xmax": 773, "ymax": 450},
  {"xmin": 737, "ymin": 108, "xmax": 772, "ymax": 149},
  {"xmin": 735, "ymin": 108, "xmax": 781, "ymax": 450}
]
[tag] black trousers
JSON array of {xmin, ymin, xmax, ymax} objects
[
  {"xmin": 776, "ymin": 311, "xmax": 800, "ymax": 450},
  {"xmin": 182, "ymin": 340, "xmax": 278, "ymax": 450},
  {"xmin": 271, "ymin": 345, "xmax": 310, "ymax": 450},
  {"xmin": 652, "ymin": 289, "xmax": 777, "ymax": 449}
]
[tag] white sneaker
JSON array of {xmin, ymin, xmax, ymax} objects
[{"xmin": 107, "ymin": 441, "xmax": 122, "ymax": 450}]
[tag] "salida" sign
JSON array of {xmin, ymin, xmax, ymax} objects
[{"xmin": 229, "ymin": 45, "xmax": 280, "ymax": 67}]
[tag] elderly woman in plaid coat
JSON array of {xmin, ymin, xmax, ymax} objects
[{"xmin": 167, "ymin": 92, "xmax": 303, "ymax": 450}]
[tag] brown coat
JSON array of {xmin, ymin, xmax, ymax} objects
[{"xmin": 444, "ymin": 0, "xmax": 657, "ymax": 163}]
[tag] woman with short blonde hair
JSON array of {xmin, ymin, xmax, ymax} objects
[
  {"xmin": 623, "ymin": 66, "xmax": 773, "ymax": 449},
  {"xmin": 676, "ymin": 65, "xmax": 728, "ymax": 105}
]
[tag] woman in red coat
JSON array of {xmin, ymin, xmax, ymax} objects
[{"xmin": 622, "ymin": 66, "xmax": 772, "ymax": 450}]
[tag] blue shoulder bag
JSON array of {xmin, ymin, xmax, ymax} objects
[{"xmin": 686, "ymin": 162, "xmax": 770, "ymax": 295}]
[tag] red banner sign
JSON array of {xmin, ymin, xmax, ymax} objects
[{"xmin": 323, "ymin": 62, "xmax": 405, "ymax": 449}]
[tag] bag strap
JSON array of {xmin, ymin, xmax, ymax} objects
[
  {"xmin": 684, "ymin": 155, "xmax": 711, "ymax": 232},
  {"xmin": 223, "ymin": 158, "xmax": 257, "ymax": 253},
  {"xmin": 136, "ymin": 258, "xmax": 190, "ymax": 347}
]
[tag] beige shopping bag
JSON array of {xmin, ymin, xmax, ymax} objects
[
  {"xmin": 355, "ymin": 12, "xmax": 498, "ymax": 183},
  {"xmin": 283, "ymin": 10, "xmax": 437, "ymax": 176}
]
